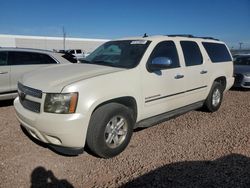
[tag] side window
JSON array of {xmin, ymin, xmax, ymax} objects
[
  {"xmin": 39, "ymin": 54, "xmax": 58, "ymax": 64},
  {"xmin": 0, "ymin": 52, "xmax": 8, "ymax": 66},
  {"xmin": 148, "ymin": 41, "xmax": 180, "ymax": 69},
  {"xmin": 69, "ymin": 50, "xmax": 74, "ymax": 54},
  {"xmin": 202, "ymin": 42, "xmax": 232, "ymax": 63},
  {"xmin": 180, "ymin": 41, "xmax": 203, "ymax": 66},
  {"xmin": 9, "ymin": 52, "xmax": 57, "ymax": 65}
]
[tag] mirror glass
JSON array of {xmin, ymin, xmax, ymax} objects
[{"xmin": 151, "ymin": 57, "xmax": 172, "ymax": 67}]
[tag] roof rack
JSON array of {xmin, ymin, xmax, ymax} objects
[{"xmin": 166, "ymin": 34, "xmax": 219, "ymax": 41}]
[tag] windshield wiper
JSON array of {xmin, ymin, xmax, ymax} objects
[
  {"xmin": 82, "ymin": 60, "xmax": 128, "ymax": 68},
  {"xmin": 91, "ymin": 60, "xmax": 124, "ymax": 68}
]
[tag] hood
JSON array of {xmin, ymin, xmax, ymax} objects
[
  {"xmin": 21, "ymin": 64, "xmax": 124, "ymax": 92},
  {"xmin": 234, "ymin": 65, "xmax": 250, "ymax": 74}
]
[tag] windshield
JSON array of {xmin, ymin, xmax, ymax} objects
[
  {"xmin": 234, "ymin": 56, "xmax": 250, "ymax": 66},
  {"xmin": 83, "ymin": 40, "xmax": 151, "ymax": 68}
]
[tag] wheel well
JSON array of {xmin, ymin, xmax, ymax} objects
[
  {"xmin": 214, "ymin": 76, "xmax": 227, "ymax": 91},
  {"xmin": 92, "ymin": 97, "xmax": 138, "ymax": 122}
]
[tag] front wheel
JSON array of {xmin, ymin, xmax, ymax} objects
[
  {"xmin": 204, "ymin": 82, "xmax": 223, "ymax": 112},
  {"xmin": 86, "ymin": 103, "xmax": 134, "ymax": 158}
]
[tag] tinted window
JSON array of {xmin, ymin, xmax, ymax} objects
[
  {"xmin": 0, "ymin": 52, "xmax": 8, "ymax": 65},
  {"xmin": 181, "ymin": 41, "xmax": 203, "ymax": 66},
  {"xmin": 9, "ymin": 52, "xmax": 57, "ymax": 65},
  {"xmin": 148, "ymin": 41, "xmax": 180, "ymax": 69},
  {"xmin": 202, "ymin": 42, "xmax": 232, "ymax": 63}
]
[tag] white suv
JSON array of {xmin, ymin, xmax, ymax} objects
[
  {"xmin": 14, "ymin": 35, "xmax": 234, "ymax": 158},
  {"xmin": 0, "ymin": 48, "xmax": 72, "ymax": 100}
]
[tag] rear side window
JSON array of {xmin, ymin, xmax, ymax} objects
[
  {"xmin": 148, "ymin": 41, "xmax": 180, "ymax": 69},
  {"xmin": 0, "ymin": 52, "xmax": 8, "ymax": 65},
  {"xmin": 202, "ymin": 42, "xmax": 232, "ymax": 63},
  {"xmin": 9, "ymin": 52, "xmax": 57, "ymax": 65},
  {"xmin": 180, "ymin": 41, "xmax": 203, "ymax": 66}
]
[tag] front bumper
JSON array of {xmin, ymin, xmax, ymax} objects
[
  {"xmin": 234, "ymin": 74, "xmax": 250, "ymax": 88},
  {"xmin": 14, "ymin": 97, "xmax": 89, "ymax": 152}
]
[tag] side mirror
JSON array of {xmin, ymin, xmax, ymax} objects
[{"xmin": 149, "ymin": 57, "xmax": 172, "ymax": 72}]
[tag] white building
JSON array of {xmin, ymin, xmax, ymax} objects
[{"xmin": 0, "ymin": 34, "xmax": 108, "ymax": 53}]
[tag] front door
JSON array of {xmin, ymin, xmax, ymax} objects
[
  {"xmin": 8, "ymin": 51, "xmax": 57, "ymax": 91},
  {"xmin": 142, "ymin": 41, "xmax": 186, "ymax": 119}
]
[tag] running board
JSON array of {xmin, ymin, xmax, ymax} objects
[{"xmin": 135, "ymin": 101, "xmax": 204, "ymax": 128}]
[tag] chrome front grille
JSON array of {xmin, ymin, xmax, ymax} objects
[
  {"xmin": 19, "ymin": 99, "xmax": 41, "ymax": 113},
  {"xmin": 18, "ymin": 82, "xmax": 42, "ymax": 98},
  {"xmin": 18, "ymin": 82, "xmax": 42, "ymax": 113}
]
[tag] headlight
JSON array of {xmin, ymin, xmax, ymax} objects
[{"xmin": 44, "ymin": 93, "xmax": 78, "ymax": 114}]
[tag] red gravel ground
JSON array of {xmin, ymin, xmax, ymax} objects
[{"xmin": 0, "ymin": 89, "xmax": 250, "ymax": 188}]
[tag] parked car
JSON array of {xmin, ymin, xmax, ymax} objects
[
  {"xmin": 67, "ymin": 49, "xmax": 85, "ymax": 61},
  {"xmin": 233, "ymin": 55, "xmax": 250, "ymax": 88},
  {"xmin": 0, "ymin": 48, "xmax": 72, "ymax": 100},
  {"xmin": 14, "ymin": 35, "xmax": 234, "ymax": 158}
]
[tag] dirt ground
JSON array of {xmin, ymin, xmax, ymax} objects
[{"xmin": 0, "ymin": 89, "xmax": 250, "ymax": 188}]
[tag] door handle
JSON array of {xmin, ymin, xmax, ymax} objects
[
  {"xmin": 0, "ymin": 71, "xmax": 8, "ymax": 74},
  {"xmin": 175, "ymin": 74, "xmax": 184, "ymax": 79},
  {"xmin": 200, "ymin": 70, "xmax": 208, "ymax": 74}
]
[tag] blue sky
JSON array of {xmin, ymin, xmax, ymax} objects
[{"xmin": 0, "ymin": 0, "xmax": 249, "ymax": 49}]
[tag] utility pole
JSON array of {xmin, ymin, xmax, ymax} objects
[
  {"xmin": 239, "ymin": 42, "xmax": 243, "ymax": 50},
  {"xmin": 62, "ymin": 26, "xmax": 66, "ymax": 51}
]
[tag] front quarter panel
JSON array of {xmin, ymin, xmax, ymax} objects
[{"xmin": 62, "ymin": 68, "xmax": 142, "ymax": 124}]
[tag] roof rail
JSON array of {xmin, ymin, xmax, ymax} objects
[{"xmin": 166, "ymin": 34, "xmax": 219, "ymax": 41}]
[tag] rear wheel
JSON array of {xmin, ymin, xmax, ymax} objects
[
  {"xmin": 204, "ymin": 82, "xmax": 223, "ymax": 112},
  {"xmin": 86, "ymin": 103, "xmax": 134, "ymax": 158}
]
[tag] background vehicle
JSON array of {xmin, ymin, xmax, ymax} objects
[
  {"xmin": 14, "ymin": 35, "xmax": 234, "ymax": 158},
  {"xmin": 233, "ymin": 55, "xmax": 250, "ymax": 88},
  {"xmin": 0, "ymin": 48, "xmax": 72, "ymax": 100},
  {"xmin": 57, "ymin": 51, "xmax": 78, "ymax": 63},
  {"xmin": 67, "ymin": 49, "xmax": 85, "ymax": 61}
]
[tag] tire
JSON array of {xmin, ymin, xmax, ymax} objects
[
  {"xmin": 204, "ymin": 82, "xmax": 223, "ymax": 112},
  {"xmin": 86, "ymin": 103, "xmax": 134, "ymax": 158}
]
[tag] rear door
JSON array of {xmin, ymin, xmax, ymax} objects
[
  {"xmin": 9, "ymin": 51, "xmax": 58, "ymax": 91},
  {"xmin": 0, "ymin": 51, "xmax": 11, "ymax": 94},
  {"xmin": 180, "ymin": 41, "xmax": 209, "ymax": 104}
]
